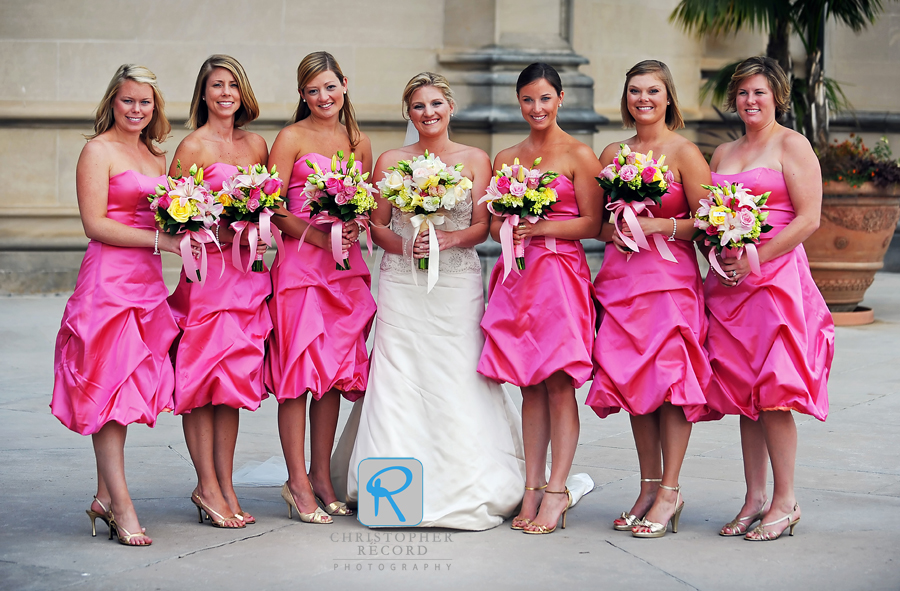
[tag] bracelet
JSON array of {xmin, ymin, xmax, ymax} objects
[
  {"xmin": 215, "ymin": 223, "xmax": 220, "ymax": 244},
  {"xmin": 667, "ymin": 217, "xmax": 677, "ymax": 242},
  {"xmin": 153, "ymin": 229, "xmax": 160, "ymax": 255}
]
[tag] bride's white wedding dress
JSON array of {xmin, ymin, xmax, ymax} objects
[{"xmin": 333, "ymin": 195, "xmax": 526, "ymax": 530}]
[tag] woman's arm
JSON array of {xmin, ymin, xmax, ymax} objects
[
  {"xmin": 77, "ymin": 141, "xmax": 181, "ymax": 254},
  {"xmin": 369, "ymin": 150, "xmax": 405, "ymax": 255},
  {"xmin": 596, "ymin": 142, "xmax": 621, "ymax": 243}
]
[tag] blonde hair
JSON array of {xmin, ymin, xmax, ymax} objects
[
  {"xmin": 188, "ymin": 54, "xmax": 259, "ymax": 129},
  {"xmin": 87, "ymin": 64, "xmax": 170, "ymax": 156},
  {"xmin": 291, "ymin": 51, "xmax": 360, "ymax": 149},
  {"xmin": 725, "ymin": 56, "xmax": 791, "ymax": 119},
  {"xmin": 401, "ymin": 72, "xmax": 455, "ymax": 119},
  {"xmin": 620, "ymin": 60, "xmax": 684, "ymax": 130}
]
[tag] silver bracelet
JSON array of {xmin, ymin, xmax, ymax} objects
[
  {"xmin": 667, "ymin": 217, "xmax": 677, "ymax": 242},
  {"xmin": 215, "ymin": 223, "xmax": 220, "ymax": 243},
  {"xmin": 153, "ymin": 229, "xmax": 160, "ymax": 255}
]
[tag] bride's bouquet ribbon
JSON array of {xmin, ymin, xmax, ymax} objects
[
  {"xmin": 496, "ymin": 212, "xmax": 557, "ymax": 283},
  {"xmin": 606, "ymin": 198, "xmax": 677, "ymax": 263},
  {"xmin": 179, "ymin": 227, "xmax": 223, "ymax": 286},
  {"xmin": 231, "ymin": 208, "xmax": 285, "ymax": 273},
  {"xmin": 296, "ymin": 212, "xmax": 348, "ymax": 268},
  {"xmin": 709, "ymin": 244, "xmax": 761, "ymax": 284},
  {"xmin": 410, "ymin": 212, "xmax": 445, "ymax": 293}
]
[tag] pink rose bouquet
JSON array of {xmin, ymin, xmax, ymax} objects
[
  {"xmin": 301, "ymin": 150, "xmax": 377, "ymax": 271},
  {"xmin": 148, "ymin": 162, "xmax": 223, "ymax": 284},
  {"xmin": 218, "ymin": 163, "xmax": 285, "ymax": 272},
  {"xmin": 597, "ymin": 144, "xmax": 677, "ymax": 262},
  {"xmin": 479, "ymin": 156, "xmax": 559, "ymax": 281},
  {"xmin": 694, "ymin": 181, "xmax": 772, "ymax": 279}
]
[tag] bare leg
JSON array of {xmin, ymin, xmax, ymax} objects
[
  {"xmin": 183, "ymin": 404, "xmax": 242, "ymax": 527},
  {"xmin": 747, "ymin": 410, "xmax": 801, "ymax": 538},
  {"xmin": 92, "ymin": 422, "xmax": 151, "ymax": 545},
  {"xmin": 636, "ymin": 403, "xmax": 691, "ymax": 531},
  {"xmin": 720, "ymin": 415, "xmax": 771, "ymax": 535},
  {"xmin": 615, "ymin": 412, "xmax": 662, "ymax": 527},
  {"xmin": 513, "ymin": 382, "xmax": 550, "ymax": 526},
  {"xmin": 212, "ymin": 405, "xmax": 248, "ymax": 521},
  {"xmin": 308, "ymin": 389, "xmax": 342, "ymax": 506},
  {"xmin": 526, "ymin": 371, "xmax": 579, "ymax": 532},
  {"xmin": 277, "ymin": 392, "xmax": 318, "ymax": 513}
]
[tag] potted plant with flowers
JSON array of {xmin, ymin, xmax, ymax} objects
[{"xmin": 803, "ymin": 135, "xmax": 900, "ymax": 324}]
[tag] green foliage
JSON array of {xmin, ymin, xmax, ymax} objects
[{"xmin": 819, "ymin": 135, "xmax": 900, "ymax": 188}]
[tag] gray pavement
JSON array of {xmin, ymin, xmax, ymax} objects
[{"xmin": 2, "ymin": 263, "xmax": 899, "ymax": 591}]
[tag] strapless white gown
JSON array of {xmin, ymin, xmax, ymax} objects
[{"xmin": 332, "ymin": 196, "xmax": 526, "ymax": 530}]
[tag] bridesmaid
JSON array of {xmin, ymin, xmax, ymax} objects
[
  {"xmin": 51, "ymin": 65, "xmax": 179, "ymax": 546},
  {"xmin": 478, "ymin": 63, "xmax": 603, "ymax": 535},
  {"xmin": 267, "ymin": 51, "xmax": 376, "ymax": 523},
  {"xmin": 167, "ymin": 55, "xmax": 272, "ymax": 528},
  {"xmin": 705, "ymin": 57, "xmax": 833, "ymax": 541},
  {"xmin": 586, "ymin": 60, "xmax": 712, "ymax": 538}
]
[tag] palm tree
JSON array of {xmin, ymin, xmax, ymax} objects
[{"xmin": 670, "ymin": 0, "xmax": 885, "ymax": 151}]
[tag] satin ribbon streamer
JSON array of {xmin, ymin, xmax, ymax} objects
[
  {"xmin": 493, "ymin": 213, "xmax": 558, "ymax": 284},
  {"xmin": 709, "ymin": 244, "xmax": 761, "ymax": 284},
  {"xmin": 179, "ymin": 227, "xmax": 223, "ymax": 286},
  {"xmin": 409, "ymin": 213, "xmax": 445, "ymax": 293},
  {"xmin": 606, "ymin": 199, "xmax": 677, "ymax": 263},
  {"xmin": 231, "ymin": 209, "xmax": 286, "ymax": 273}
]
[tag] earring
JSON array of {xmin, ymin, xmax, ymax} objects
[
  {"xmin": 667, "ymin": 101, "xmax": 670, "ymax": 105},
  {"xmin": 559, "ymin": 102, "xmax": 563, "ymax": 107}
]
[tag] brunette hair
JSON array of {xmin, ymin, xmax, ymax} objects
[
  {"xmin": 291, "ymin": 51, "xmax": 360, "ymax": 149},
  {"xmin": 620, "ymin": 60, "xmax": 684, "ymax": 130},
  {"xmin": 188, "ymin": 54, "xmax": 259, "ymax": 129},
  {"xmin": 401, "ymin": 72, "xmax": 455, "ymax": 119},
  {"xmin": 725, "ymin": 56, "xmax": 792, "ymax": 119},
  {"xmin": 516, "ymin": 62, "xmax": 563, "ymax": 96},
  {"xmin": 87, "ymin": 64, "xmax": 170, "ymax": 156}
]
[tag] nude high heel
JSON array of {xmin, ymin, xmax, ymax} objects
[
  {"xmin": 310, "ymin": 483, "xmax": 354, "ymax": 516},
  {"xmin": 281, "ymin": 482, "xmax": 332, "ymax": 524},
  {"xmin": 745, "ymin": 503, "xmax": 800, "ymax": 541}
]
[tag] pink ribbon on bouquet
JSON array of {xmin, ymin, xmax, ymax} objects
[
  {"xmin": 179, "ymin": 227, "xmax": 223, "ymax": 286},
  {"xmin": 709, "ymin": 244, "xmax": 761, "ymax": 284},
  {"xmin": 355, "ymin": 215, "xmax": 374, "ymax": 259},
  {"xmin": 606, "ymin": 199, "xmax": 677, "ymax": 263},
  {"xmin": 495, "ymin": 213, "xmax": 558, "ymax": 284},
  {"xmin": 297, "ymin": 213, "xmax": 348, "ymax": 268},
  {"xmin": 231, "ymin": 209, "xmax": 285, "ymax": 273}
]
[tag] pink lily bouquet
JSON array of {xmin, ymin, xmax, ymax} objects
[
  {"xmin": 218, "ymin": 164, "xmax": 285, "ymax": 272},
  {"xmin": 694, "ymin": 181, "xmax": 772, "ymax": 279},
  {"xmin": 376, "ymin": 151, "xmax": 472, "ymax": 290},
  {"xmin": 301, "ymin": 151, "xmax": 377, "ymax": 271},
  {"xmin": 479, "ymin": 157, "xmax": 558, "ymax": 281},
  {"xmin": 597, "ymin": 144, "xmax": 677, "ymax": 262},
  {"xmin": 148, "ymin": 162, "xmax": 223, "ymax": 284}
]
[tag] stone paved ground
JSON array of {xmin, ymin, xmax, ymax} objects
[{"xmin": 1, "ymin": 264, "xmax": 898, "ymax": 591}]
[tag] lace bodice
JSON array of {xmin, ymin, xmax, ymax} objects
[{"xmin": 380, "ymin": 194, "xmax": 482, "ymax": 275}]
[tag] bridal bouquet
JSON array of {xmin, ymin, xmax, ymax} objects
[
  {"xmin": 597, "ymin": 144, "xmax": 677, "ymax": 262},
  {"xmin": 694, "ymin": 181, "xmax": 772, "ymax": 278},
  {"xmin": 302, "ymin": 151, "xmax": 377, "ymax": 270},
  {"xmin": 148, "ymin": 162, "xmax": 223, "ymax": 284},
  {"xmin": 376, "ymin": 151, "xmax": 472, "ymax": 276},
  {"xmin": 479, "ymin": 157, "xmax": 558, "ymax": 280},
  {"xmin": 218, "ymin": 163, "xmax": 285, "ymax": 272}
]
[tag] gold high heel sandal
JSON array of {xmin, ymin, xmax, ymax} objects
[
  {"xmin": 281, "ymin": 483, "xmax": 332, "ymax": 524},
  {"xmin": 511, "ymin": 484, "xmax": 547, "ymax": 530},
  {"xmin": 613, "ymin": 478, "xmax": 661, "ymax": 531},
  {"xmin": 235, "ymin": 511, "xmax": 256, "ymax": 525},
  {"xmin": 191, "ymin": 492, "xmax": 245, "ymax": 528},
  {"xmin": 310, "ymin": 483, "xmax": 354, "ymax": 516},
  {"xmin": 632, "ymin": 484, "xmax": 683, "ymax": 538},
  {"xmin": 107, "ymin": 510, "xmax": 151, "ymax": 547},
  {"xmin": 86, "ymin": 496, "xmax": 111, "ymax": 537},
  {"xmin": 745, "ymin": 503, "xmax": 800, "ymax": 541},
  {"xmin": 719, "ymin": 500, "xmax": 769, "ymax": 536},
  {"xmin": 523, "ymin": 488, "xmax": 571, "ymax": 535}
]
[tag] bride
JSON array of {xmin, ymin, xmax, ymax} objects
[{"xmin": 334, "ymin": 72, "xmax": 525, "ymax": 530}]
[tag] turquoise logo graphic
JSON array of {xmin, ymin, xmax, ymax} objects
[{"xmin": 358, "ymin": 458, "xmax": 423, "ymax": 527}]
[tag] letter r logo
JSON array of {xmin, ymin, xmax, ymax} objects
[{"xmin": 358, "ymin": 458, "xmax": 423, "ymax": 527}]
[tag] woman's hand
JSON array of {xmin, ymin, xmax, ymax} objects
[
  {"xmin": 512, "ymin": 219, "xmax": 541, "ymax": 246},
  {"xmin": 413, "ymin": 227, "xmax": 456, "ymax": 258},
  {"xmin": 343, "ymin": 220, "xmax": 360, "ymax": 247},
  {"xmin": 158, "ymin": 232, "xmax": 183, "ymax": 256},
  {"xmin": 610, "ymin": 221, "xmax": 633, "ymax": 254},
  {"xmin": 714, "ymin": 253, "xmax": 751, "ymax": 287}
]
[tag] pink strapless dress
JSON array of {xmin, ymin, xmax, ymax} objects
[
  {"xmin": 704, "ymin": 168, "xmax": 834, "ymax": 421},
  {"xmin": 478, "ymin": 176, "xmax": 596, "ymax": 388},
  {"xmin": 167, "ymin": 162, "xmax": 273, "ymax": 414},
  {"xmin": 51, "ymin": 171, "xmax": 178, "ymax": 435},
  {"xmin": 266, "ymin": 154, "xmax": 376, "ymax": 401},
  {"xmin": 586, "ymin": 182, "xmax": 712, "ymax": 421}
]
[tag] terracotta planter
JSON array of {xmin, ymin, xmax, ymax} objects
[{"xmin": 803, "ymin": 181, "xmax": 900, "ymax": 313}]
